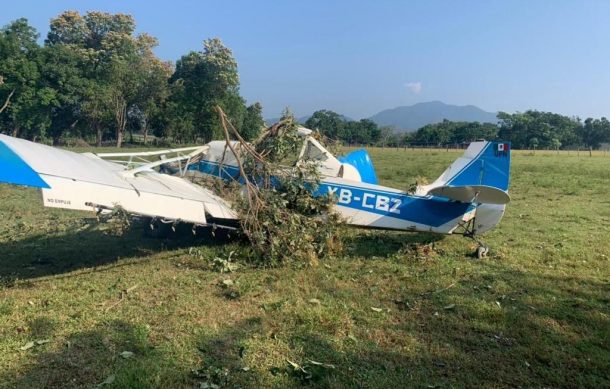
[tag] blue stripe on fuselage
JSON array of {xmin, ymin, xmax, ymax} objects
[
  {"xmin": 188, "ymin": 159, "xmax": 241, "ymax": 180},
  {"xmin": 316, "ymin": 183, "xmax": 473, "ymax": 227},
  {"xmin": 191, "ymin": 159, "xmax": 473, "ymax": 227}
]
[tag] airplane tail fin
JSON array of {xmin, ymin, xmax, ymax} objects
[{"xmin": 418, "ymin": 141, "xmax": 511, "ymax": 204}]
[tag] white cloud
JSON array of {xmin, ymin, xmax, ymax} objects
[{"xmin": 405, "ymin": 81, "xmax": 422, "ymax": 94}]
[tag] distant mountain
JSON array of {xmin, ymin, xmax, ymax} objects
[{"xmin": 368, "ymin": 101, "xmax": 498, "ymax": 132}]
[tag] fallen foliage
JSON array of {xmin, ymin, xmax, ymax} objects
[{"xmin": 215, "ymin": 106, "xmax": 344, "ymax": 266}]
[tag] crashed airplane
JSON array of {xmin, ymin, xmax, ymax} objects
[{"xmin": 0, "ymin": 129, "xmax": 510, "ymax": 257}]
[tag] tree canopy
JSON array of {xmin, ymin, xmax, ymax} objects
[
  {"xmin": 0, "ymin": 13, "xmax": 263, "ymax": 146},
  {"xmin": 393, "ymin": 112, "xmax": 609, "ymax": 149},
  {"xmin": 305, "ymin": 110, "xmax": 381, "ymax": 145}
]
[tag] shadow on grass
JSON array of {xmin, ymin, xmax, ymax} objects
[
  {"xmin": 344, "ymin": 229, "xmax": 445, "ymax": 258},
  {"xmin": 0, "ymin": 221, "xmax": 233, "ymax": 282},
  {"xmin": 390, "ymin": 264, "xmax": 610, "ymax": 387},
  {"xmin": 194, "ymin": 267, "xmax": 609, "ymax": 387},
  {"xmin": 0, "ymin": 320, "xmax": 187, "ymax": 388},
  {"xmin": 0, "ymin": 265, "xmax": 607, "ymax": 388}
]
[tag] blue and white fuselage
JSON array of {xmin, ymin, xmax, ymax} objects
[{"xmin": 186, "ymin": 129, "xmax": 511, "ymax": 235}]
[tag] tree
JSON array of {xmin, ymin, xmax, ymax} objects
[
  {"xmin": 39, "ymin": 43, "xmax": 90, "ymax": 143},
  {"xmin": 377, "ymin": 126, "xmax": 395, "ymax": 147},
  {"xmin": 305, "ymin": 110, "xmax": 345, "ymax": 139},
  {"xmin": 170, "ymin": 38, "xmax": 243, "ymax": 142},
  {"xmin": 0, "ymin": 18, "xmax": 51, "ymax": 139},
  {"xmin": 549, "ymin": 138, "xmax": 561, "ymax": 151},
  {"xmin": 578, "ymin": 117, "xmax": 610, "ymax": 149},
  {"xmin": 413, "ymin": 122, "xmax": 451, "ymax": 145},
  {"xmin": 498, "ymin": 110, "xmax": 581, "ymax": 149},
  {"xmin": 133, "ymin": 58, "xmax": 171, "ymax": 144},
  {"xmin": 46, "ymin": 11, "xmax": 168, "ymax": 147},
  {"xmin": 409, "ymin": 120, "xmax": 498, "ymax": 146},
  {"xmin": 80, "ymin": 81, "xmax": 112, "ymax": 146},
  {"xmin": 241, "ymin": 102, "xmax": 264, "ymax": 141}
]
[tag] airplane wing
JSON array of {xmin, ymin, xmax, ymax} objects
[{"xmin": 0, "ymin": 135, "xmax": 237, "ymax": 225}]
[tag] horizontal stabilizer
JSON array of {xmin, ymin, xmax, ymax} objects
[{"xmin": 428, "ymin": 185, "xmax": 510, "ymax": 204}]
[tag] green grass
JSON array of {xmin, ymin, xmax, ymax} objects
[{"xmin": 0, "ymin": 148, "xmax": 609, "ymax": 388}]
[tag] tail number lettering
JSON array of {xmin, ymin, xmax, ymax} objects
[
  {"xmin": 372, "ymin": 195, "xmax": 401, "ymax": 214},
  {"xmin": 328, "ymin": 186, "xmax": 353, "ymax": 205},
  {"xmin": 328, "ymin": 186, "xmax": 401, "ymax": 214}
]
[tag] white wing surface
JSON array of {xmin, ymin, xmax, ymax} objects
[{"xmin": 0, "ymin": 135, "xmax": 237, "ymax": 224}]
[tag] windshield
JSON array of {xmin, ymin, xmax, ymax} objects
[{"xmin": 301, "ymin": 140, "xmax": 328, "ymax": 162}]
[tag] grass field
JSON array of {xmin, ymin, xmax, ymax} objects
[{"xmin": 0, "ymin": 148, "xmax": 609, "ymax": 388}]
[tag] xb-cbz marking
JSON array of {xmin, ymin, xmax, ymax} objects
[{"xmin": 326, "ymin": 186, "xmax": 401, "ymax": 214}]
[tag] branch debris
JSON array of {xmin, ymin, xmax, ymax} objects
[{"xmin": 214, "ymin": 106, "xmax": 344, "ymax": 266}]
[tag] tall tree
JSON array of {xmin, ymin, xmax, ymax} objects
[
  {"xmin": 578, "ymin": 117, "xmax": 610, "ymax": 149},
  {"xmin": 170, "ymin": 38, "xmax": 243, "ymax": 142},
  {"xmin": 0, "ymin": 18, "xmax": 50, "ymax": 139},
  {"xmin": 305, "ymin": 110, "xmax": 345, "ymax": 139},
  {"xmin": 39, "ymin": 44, "xmax": 89, "ymax": 143},
  {"xmin": 498, "ymin": 110, "xmax": 581, "ymax": 149},
  {"xmin": 241, "ymin": 102, "xmax": 264, "ymax": 141},
  {"xmin": 46, "ymin": 11, "xmax": 167, "ymax": 147}
]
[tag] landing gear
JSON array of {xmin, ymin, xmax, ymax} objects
[
  {"xmin": 456, "ymin": 218, "xmax": 490, "ymax": 259},
  {"xmin": 143, "ymin": 216, "xmax": 240, "ymax": 240}
]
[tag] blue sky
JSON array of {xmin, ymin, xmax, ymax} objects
[{"xmin": 3, "ymin": 1, "xmax": 610, "ymax": 120}]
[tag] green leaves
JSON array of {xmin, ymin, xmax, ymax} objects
[
  {"xmin": 120, "ymin": 351, "xmax": 135, "ymax": 359},
  {"xmin": 18, "ymin": 339, "xmax": 50, "ymax": 351},
  {"xmin": 19, "ymin": 341, "xmax": 35, "ymax": 351},
  {"xmin": 211, "ymin": 109, "xmax": 343, "ymax": 266},
  {"xmin": 170, "ymin": 38, "xmax": 243, "ymax": 143}
]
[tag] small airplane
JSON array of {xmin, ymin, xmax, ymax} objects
[{"xmin": 0, "ymin": 129, "xmax": 510, "ymax": 257}]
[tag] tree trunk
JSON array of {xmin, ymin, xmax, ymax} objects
[
  {"xmin": 95, "ymin": 122, "xmax": 103, "ymax": 147},
  {"xmin": 116, "ymin": 130, "xmax": 123, "ymax": 148},
  {"xmin": 114, "ymin": 95, "xmax": 127, "ymax": 148},
  {"xmin": 11, "ymin": 124, "xmax": 19, "ymax": 138},
  {"xmin": 143, "ymin": 118, "xmax": 149, "ymax": 145},
  {"xmin": 0, "ymin": 89, "xmax": 15, "ymax": 114}
]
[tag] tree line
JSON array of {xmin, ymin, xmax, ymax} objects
[
  {"xmin": 0, "ymin": 12, "xmax": 264, "ymax": 146},
  {"xmin": 306, "ymin": 110, "xmax": 610, "ymax": 150}
]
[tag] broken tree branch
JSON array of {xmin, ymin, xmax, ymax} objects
[
  {"xmin": 215, "ymin": 105, "xmax": 262, "ymax": 213},
  {"xmin": 0, "ymin": 89, "xmax": 15, "ymax": 115}
]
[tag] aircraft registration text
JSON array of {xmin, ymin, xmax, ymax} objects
[{"xmin": 326, "ymin": 186, "xmax": 401, "ymax": 214}]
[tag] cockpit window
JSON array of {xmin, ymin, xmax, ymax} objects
[{"xmin": 302, "ymin": 140, "xmax": 328, "ymax": 162}]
